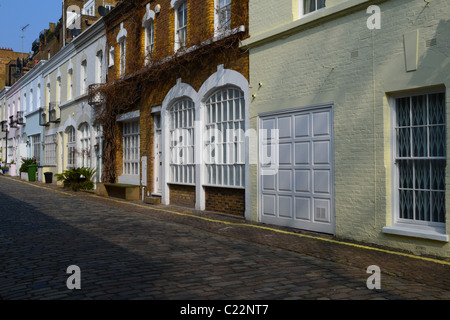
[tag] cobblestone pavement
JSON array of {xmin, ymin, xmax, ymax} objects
[{"xmin": 1, "ymin": 175, "xmax": 450, "ymax": 302}]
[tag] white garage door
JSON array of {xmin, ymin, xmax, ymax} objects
[{"xmin": 259, "ymin": 106, "xmax": 335, "ymax": 234}]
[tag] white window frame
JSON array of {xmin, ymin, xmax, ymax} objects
[
  {"xmin": 169, "ymin": 99, "xmax": 195, "ymax": 184},
  {"xmin": 23, "ymin": 93, "xmax": 27, "ymax": 114},
  {"xmin": 44, "ymin": 134, "xmax": 57, "ymax": 166},
  {"xmin": 204, "ymin": 87, "xmax": 245, "ymax": 188},
  {"xmin": 119, "ymin": 39, "xmax": 126, "ymax": 76},
  {"xmin": 144, "ymin": 19, "xmax": 155, "ymax": 64},
  {"xmin": 56, "ymin": 76, "xmax": 61, "ymax": 104},
  {"xmin": 385, "ymin": 89, "xmax": 447, "ymax": 241},
  {"xmin": 143, "ymin": 4, "xmax": 155, "ymax": 65},
  {"xmin": 174, "ymin": 1, "xmax": 187, "ymax": 51},
  {"xmin": 123, "ymin": 120, "xmax": 140, "ymax": 176},
  {"xmin": 81, "ymin": 60, "xmax": 87, "ymax": 94},
  {"xmin": 96, "ymin": 50, "xmax": 103, "ymax": 83},
  {"xmin": 83, "ymin": 0, "xmax": 95, "ymax": 16},
  {"xmin": 215, "ymin": 0, "xmax": 231, "ymax": 34},
  {"xmin": 67, "ymin": 126, "xmax": 76, "ymax": 169},
  {"xmin": 67, "ymin": 68, "xmax": 73, "ymax": 100},
  {"xmin": 46, "ymin": 83, "xmax": 51, "ymax": 106},
  {"xmin": 299, "ymin": 0, "xmax": 326, "ymax": 17},
  {"xmin": 79, "ymin": 123, "xmax": 91, "ymax": 168},
  {"xmin": 31, "ymin": 134, "xmax": 40, "ymax": 163},
  {"xmin": 29, "ymin": 89, "xmax": 33, "ymax": 113},
  {"xmin": 117, "ymin": 23, "xmax": 128, "ymax": 77},
  {"xmin": 109, "ymin": 46, "xmax": 115, "ymax": 67}
]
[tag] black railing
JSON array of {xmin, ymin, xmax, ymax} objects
[
  {"xmin": 9, "ymin": 115, "xmax": 17, "ymax": 128},
  {"xmin": 39, "ymin": 108, "xmax": 50, "ymax": 127},
  {"xmin": 49, "ymin": 103, "xmax": 60, "ymax": 123},
  {"xmin": 0, "ymin": 120, "xmax": 7, "ymax": 132},
  {"xmin": 16, "ymin": 111, "xmax": 24, "ymax": 125},
  {"xmin": 88, "ymin": 84, "xmax": 105, "ymax": 107}
]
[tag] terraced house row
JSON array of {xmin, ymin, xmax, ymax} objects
[{"xmin": 1, "ymin": 0, "xmax": 450, "ymax": 259}]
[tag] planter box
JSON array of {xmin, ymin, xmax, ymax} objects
[
  {"xmin": 9, "ymin": 164, "xmax": 16, "ymax": 177},
  {"xmin": 97, "ymin": 183, "xmax": 140, "ymax": 200},
  {"xmin": 20, "ymin": 172, "xmax": 29, "ymax": 181}
]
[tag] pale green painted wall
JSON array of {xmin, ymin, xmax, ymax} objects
[{"xmin": 246, "ymin": 0, "xmax": 450, "ymax": 257}]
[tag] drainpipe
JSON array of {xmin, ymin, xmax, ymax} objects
[{"xmin": 5, "ymin": 130, "xmax": 7, "ymax": 163}]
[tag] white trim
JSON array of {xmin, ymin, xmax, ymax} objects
[
  {"xmin": 151, "ymin": 105, "xmax": 162, "ymax": 114},
  {"xmin": 109, "ymin": 46, "xmax": 115, "ymax": 67},
  {"xmin": 117, "ymin": 110, "xmax": 140, "ymax": 122},
  {"xmin": 142, "ymin": 4, "xmax": 156, "ymax": 27},
  {"xmin": 170, "ymin": 0, "xmax": 184, "ymax": 8},
  {"xmin": 116, "ymin": 22, "xmax": 127, "ymax": 42},
  {"xmin": 382, "ymin": 225, "xmax": 449, "ymax": 242}
]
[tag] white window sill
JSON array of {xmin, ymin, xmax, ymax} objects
[{"xmin": 382, "ymin": 225, "xmax": 449, "ymax": 242}]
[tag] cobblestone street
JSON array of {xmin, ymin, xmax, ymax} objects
[{"xmin": 1, "ymin": 176, "xmax": 450, "ymax": 304}]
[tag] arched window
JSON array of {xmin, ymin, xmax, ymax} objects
[
  {"xmin": 79, "ymin": 123, "xmax": 91, "ymax": 167},
  {"xmin": 169, "ymin": 99, "xmax": 195, "ymax": 184},
  {"xmin": 205, "ymin": 87, "xmax": 245, "ymax": 187},
  {"xmin": 67, "ymin": 126, "xmax": 76, "ymax": 168}
]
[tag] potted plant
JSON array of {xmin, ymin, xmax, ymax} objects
[
  {"xmin": 55, "ymin": 167, "xmax": 96, "ymax": 191},
  {"xmin": 1, "ymin": 166, "xmax": 8, "ymax": 174}
]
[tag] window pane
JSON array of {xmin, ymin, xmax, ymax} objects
[
  {"xmin": 411, "ymin": 95, "xmax": 427, "ymax": 126},
  {"xmin": 396, "ymin": 97, "xmax": 410, "ymax": 127},
  {"xmin": 429, "ymin": 93, "xmax": 445, "ymax": 124},
  {"xmin": 412, "ymin": 126, "xmax": 427, "ymax": 157},
  {"xmin": 304, "ymin": 0, "xmax": 316, "ymax": 14},
  {"xmin": 429, "ymin": 125, "xmax": 445, "ymax": 157}
]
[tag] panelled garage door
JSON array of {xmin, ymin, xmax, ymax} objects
[{"xmin": 259, "ymin": 106, "xmax": 335, "ymax": 234}]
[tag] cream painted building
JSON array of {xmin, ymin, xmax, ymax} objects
[
  {"xmin": 40, "ymin": 18, "xmax": 106, "ymax": 182},
  {"xmin": 242, "ymin": 0, "xmax": 450, "ymax": 257}
]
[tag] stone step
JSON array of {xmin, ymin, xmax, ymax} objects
[{"xmin": 144, "ymin": 196, "xmax": 161, "ymax": 205}]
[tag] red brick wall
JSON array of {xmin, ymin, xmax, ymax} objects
[{"xmin": 104, "ymin": 0, "xmax": 249, "ymax": 209}]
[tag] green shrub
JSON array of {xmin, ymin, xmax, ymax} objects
[
  {"xmin": 19, "ymin": 157, "xmax": 37, "ymax": 173},
  {"xmin": 55, "ymin": 167, "xmax": 97, "ymax": 191}
]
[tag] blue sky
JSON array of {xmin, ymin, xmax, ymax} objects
[{"xmin": 0, "ymin": 0, "xmax": 62, "ymax": 54}]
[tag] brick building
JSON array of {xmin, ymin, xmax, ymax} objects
[
  {"xmin": 0, "ymin": 48, "xmax": 28, "ymax": 88},
  {"xmin": 99, "ymin": 0, "xmax": 250, "ymax": 217}
]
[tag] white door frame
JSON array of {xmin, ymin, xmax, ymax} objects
[{"xmin": 153, "ymin": 112, "xmax": 162, "ymax": 195}]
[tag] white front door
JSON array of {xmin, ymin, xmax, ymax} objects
[
  {"xmin": 259, "ymin": 106, "xmax": 335, "ymax": 234},
  {"xmin": 154, "ymin": 114, "xmax": 162, "ymax": 194}
]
